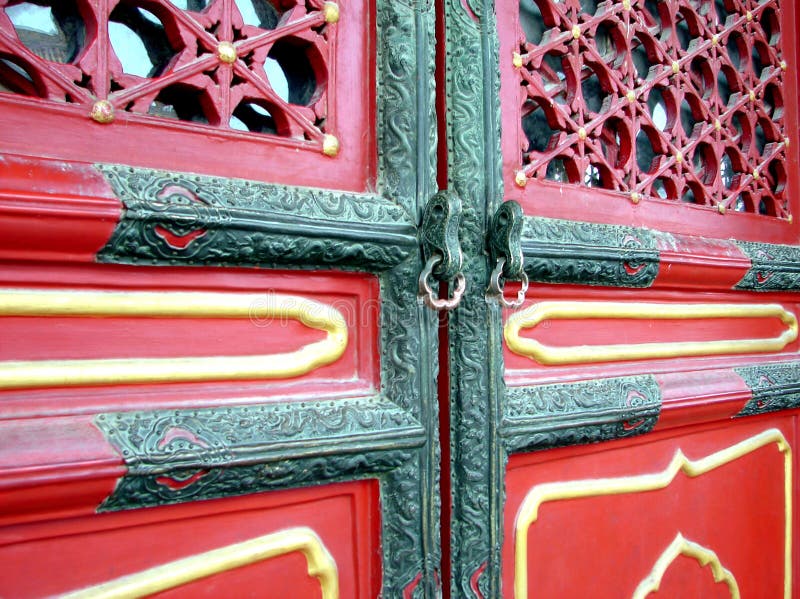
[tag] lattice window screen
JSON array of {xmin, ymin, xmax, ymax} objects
[{"xmin": 514, "ymin": 0, "xmax": 789, "ymax": 219}]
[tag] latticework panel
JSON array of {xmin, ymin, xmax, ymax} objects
[
  {"xmin": 0, "ymin": 0, "xmax": 339, "ymax": 152},
  {"xmin": 514, "ymin": 0, "xmax": 789, "ymax": 219}
]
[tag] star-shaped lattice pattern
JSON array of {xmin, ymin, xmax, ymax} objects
[
  {"xmin": 0, "ymin": 0, "xmax": 336, "ymax": 147},
  {"xmin": 515, "ymin": 0, "xmax": 788, "ymax": 218}
]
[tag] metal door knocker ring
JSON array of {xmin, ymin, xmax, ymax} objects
[
  {"xmin": 418, "ymin": 254, "xmax": 466, "ymax": 311},
  {"xmin": 487, "ymin": 257, "xmax": 528, "ymax": 309}
]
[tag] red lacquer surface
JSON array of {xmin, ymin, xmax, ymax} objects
[
  {"xmin": 0, "ymin": 262, "xmax": 380, "ymax": 417},
  {"xmin": 503, "ymin": 415, "xmax": 796, "ymax": 598},
  {"xmin": 497, "ymin": 0, "xmax": 800, "ymax": 244},
  {"xmin": 0, "ymin": 479, "xmax": 381, "ymax": 598},
  {"xmin": 503, "ymin": 284, "xmax": 800, "ymax": 387}
]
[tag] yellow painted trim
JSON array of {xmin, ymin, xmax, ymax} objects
[
  {"xmin": 0, "ymin": 289, "xmax": 348, "ymax": 389},
  {"xmin": 504, "ymin": 301, "xmax": 798, "ymax": 365},
  {"xmin": 60, "ymin": 526, "xmax": 338, "ymax": 599},
  {"xmin": 514, "ymin": 429, "xmax": 792, "ymax": 599},
  {"xmin": 632, "ymin": 533, "xmax": 739, "ymax": 599}
]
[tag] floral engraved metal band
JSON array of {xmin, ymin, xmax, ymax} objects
[
  {"xmin": 0, "ymin": 0, "xmax": 339, "ymax": 150},
  {"xmin": 0, "ymin": 288, "xmax": 348, "ymax": 389},
  {"xmin": 504, "ymin": 300, "xmax": 797, "ymax": 365},
  {"xmin": 61, "ymin": 527, "xmax": 339, "ymax": 599},
  {"xmin": 514, "ymin": 0, "xmax": 789, "ymax": 218}
]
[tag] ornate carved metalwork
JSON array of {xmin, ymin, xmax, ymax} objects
[
  {"xmin": 736, "ymin": 361, "xmax": 800, "ymax": 417},
  {"xmin": 522, "ymin": 215, "xmax": 660, "ymax": 287},
  {"xmin": 96, "ymin": 396, "xmax": 424, "ymax": 509},
  {"xmin": 735, "ymin": 240, "xmax": 800, "ymax": 291},
  {"xmin": 502, "ymin": 375, "xmax": 662, "ymax": 452},
  {"xmin": 96, "ymin": 164, "xmax": 416, "ymax": 271},
  {"xmin": 513, "ymin": 0, "xmax": 789, "ymax": 219},
  {"xmin": 0, "ymin": 0, "xmax": 338, "ymax": 148}
]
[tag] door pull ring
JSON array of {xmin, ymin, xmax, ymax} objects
[
  {"xmin": 418, "ymin": 254, "xmax": 466, "ymax": 311},
  {"xmin": 487, "ymin": 257, "xmax": 529, "ymax": 309}
]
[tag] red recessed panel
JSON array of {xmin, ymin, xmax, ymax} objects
[
  {"xmin": 503, "ymin": 416, "xmax": 795, "ymax": 598},
  {"xmin": 0, "ymin": 263, "xmax": 380, "ymax": 417},
  {"xmin": 503, "ymin": 284, "xmax": 800, "ymax": 387},
  {"xmin": 0, "ymin": 480, "xmax": 381, "ymax": 599}
]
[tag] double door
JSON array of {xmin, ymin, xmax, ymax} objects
[{"xmin": 0, "ymin": 0, "xmax": 798, "ymax": 596}]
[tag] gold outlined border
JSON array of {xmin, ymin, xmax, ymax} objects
[
  {"xmin": 0, "ymin": 289, "xmax": 348, "ymax": 389},
  {"xmin": 632, "ymin": 533, "xmax": 740, "ymax": 599},
  {"xmin": 504, "ymin": 301, "xmax": 798, "ymax": 365},
  {"xmin": 61, "ymin": 526, "xmax": 338, "ymax": 598},
  {"xmin": 513, "ymin": 429, "xmax": 792, "ymax": 599}
]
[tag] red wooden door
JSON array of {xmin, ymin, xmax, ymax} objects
[
  {"xmin": 0, "ymin": 0, "xmax": 442, "ymax": 596},
  {"xmin": 441, "ymin": 0, "xmax": 800, "ymax": 597}
]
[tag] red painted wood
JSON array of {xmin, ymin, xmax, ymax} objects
[
  {"xmin": 497, "ymin": 0, "xmax": 800, "ymax": 244},
  {"xmin": 0, "ymin": 263, "xmax": 380, "ymax": 418},
  {"xmin": 0, "ymin": 416, "xmax": 124, "ymax": 527},
  {"xmin": 0, "ymin": 155, "xmax": 120, "ymax": 262},
  {"xmin": 0, "ymin": 0, "xmax": 375, "ymax": 192},
  {"xmin": 0, "ymin": 480, "xmax": 381, "ymax": 599},
  {"xmin": 655, "ymin": 368, "xmax": 752, "ymax": 432},
  {"xmin": 503, "ymin": 415, "xmax": 795, "ymax": 599},
  {"xmin": 503, "ymin": 284, "xmax": 800, "ymax": 387},
  {"xmin": 654, "ymin": 233, "xmax": 751, "ymax": 290}
]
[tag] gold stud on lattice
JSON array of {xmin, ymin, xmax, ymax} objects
[
  {"xmin": 515, "ymin": 171, "xmax": 528, "ymax": 187},
  {"xmin": 711, "ymin": 34, "xmax": 719, "ymax": 47},
  {"xmin": 714, "ymin": 119, "xmax": 722, "ymax": 131},
  {"xmin": 626, "ymin": 89, "xmax": 636, "ymax": 102},
  {"xmin": 578, "ymin": 127, "xmax": 587, "ymax": 140},
  {"xmin": 90, "ymin": 100, "xmax": 114, "ymax": 124},
  {"xmin": 781, "ymin": 61, "xmax": 788, "ymax": 71},
  {"xmin": 746, "ymin": 11, "xmax": 753, "ymax": 22},
  {"xmin": 622, "ymin": 0, "xmax": 631, "ymax": 11},
  {"xmin": 217, "ymin": 41, "xmax": 237, "ymax": 64},
  {"xmin": 512, "ymin": 52, "xmax": 523, "ymax": 68},
  {"xmin": 322, "ymin": 134, "xmax": 340, "ymax": 157},
  {"xmin": 572, "ymin": 25, "xmax": 581, "ymax": 40},
  {"xmin": 749, "ymin": 90, "xmax": 756, "ymax": 102},
  {"xmin": 718, "ymin": 203, "xmax": 726, "ymax": 214},
  {"xmin": 671, "ymin": 61, "xmax": 680, "ymax": 74},
  {"xmin": 785, "ymin": 137, "xmax": 791, "ymax": 148},
  {"xmin": 323, "ymin": 2, "xmax": 340, "ymax": 24},
  {"xmin": 675, "ymin": 151, "xmax": 683, "ymax": 164},
  {"xmin": 788, "ymin": 214, "xmax": 794, "ymax": 224},
  {"xmin": 630, "ymin": 192, "xmax": 640, "ymax": 204},
  {"xmin": 753, "ymin": 169, "xmax": 760, "ymax": 180}
]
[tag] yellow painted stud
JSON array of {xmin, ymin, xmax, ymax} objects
[
  {"xmin": 718, "ymin": 203, "xmax": 726, "ymax": 214},
  {"xmin": 672, "ymin": 61, "xmax": 680, "ymax": 74},
  {"xmin": 512, "ymin": 52, "xmax": 523, "ymax": 68},
  {"xmin": 323, "ymin": 1, "xmax": 340, "ymax": 24},
  {"xmin": 746, "ymin": 11, "xmax": 753, "ymax": 21},
  {"xmin": 753, "ymin": 169, "xmax": 760, "ymax": 181},
  {"xmin": 626, "ymin": 89, "xmax": 636, "ymax": 102},
  {"xmin": 515, "ymin": 171, "xmax": 528, "ymax": 188},
  {"xmin": 572, "ymin": 25, "xmax": 581, "ymax": 40},
  {"xmin": 90, "ymin": 100, "xmax": 114, "ymax": 124},
  {"xmin": 785, "ymin": 137, "xmax": 791, "ymax": 148},
  {"xmin": 622, "ymin": 0, "xmax": 631, "ymax": 10},
  {"xmin": 714, "ymin": 119, "xmax": 722, "ymax": 131},
  {"xmin": 712, "ymin": 34, "xmax": 719, "ymax": 46},
  {"xmin": 578, "ymin": 127, "xmax": 587, "ymax": 140},
  {"xmin": 675, "ymin": 151, "xmax": 683, "ymax": 164},
  {"xmin": 217, "ymin": 41, "xmax": 237, "ymax": 64},
  {"xmin": 322, "ymin": 135, "xmax": 340, "ymax": 157},
  {"xmin": 781, "ymin": 61, "xmax": 788, "ymax": 71},
  {"xmin": 630, "ymin": 192, "xmax": 640, "ymax": 204},
  {"xmin": 749, "ymin": 90, "xmax": 756, "ymax": 102}
]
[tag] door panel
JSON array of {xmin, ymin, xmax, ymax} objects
[
  {"xmin": 0, "ymin": 0, "xmax": 441, "ymax": 596},
  {"xmin": 443, "ymin": 0, "xmax": 800, "ymax": 596}
]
